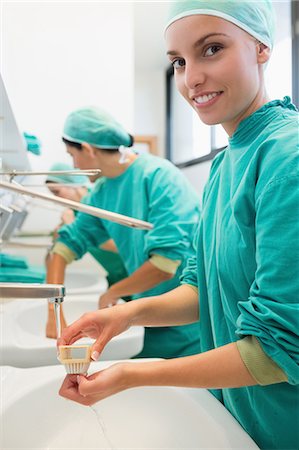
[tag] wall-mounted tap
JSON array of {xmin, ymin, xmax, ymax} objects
[
  {"xmin": 0, "ymin": 169, "xmax": 101, "ymax": 182},
  {"xmin": 0, "ymin": 282, "xmax": 65, "ymax": 337},
  {"xmin": 0, "ymin": 180, "xmax": 153, "ymax": 230},
  {"xmin": 0, "ymin": 283, "xmax": 65, "ymax": 303}
]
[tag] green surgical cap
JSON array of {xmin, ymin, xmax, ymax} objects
[
  {"xmin": 46, "ymin": 162, "xmax": 89, "ymax": 186},
  {"xmin": 165, "ymin": 0, "xmax": 275, "ymax": 49},
  {"xmin": 63, "ymin": 106, "xmax": 132, "ymax": 149}
]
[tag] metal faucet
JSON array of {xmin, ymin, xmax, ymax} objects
[
  {"xmin": 0, "ymin": 283, "xmax": 65, "ymax": 303},
  {"xmin": 0, "ymin": 169, "xmax": 102, "ymax": 182},
  {"xmin": 0, "ymin": 180, "xmax": 153, "ymax": 230}
]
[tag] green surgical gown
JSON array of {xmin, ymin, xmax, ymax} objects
[
  {"xmin": 182, "ymin": 97, "xmax": 299, "ymax": 450},
  {"xmin": 79, "ymin": 181, "xmax": 129, "ymax": 288},
  {"xmin": 58, "ymin": 154, "xmax": 201, "ymax": 359}
]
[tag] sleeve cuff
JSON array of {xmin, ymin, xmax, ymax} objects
[
  {"xmin": 51, "ymin": 242, "xmax": 76, "ymax": 264},
  {"xmin": 149, "ymin": 254, "xmax": 181, "ymax": 274},
  {"xmin": 236, "ymin": 336, "xmax": 288, "ymax": 385}
]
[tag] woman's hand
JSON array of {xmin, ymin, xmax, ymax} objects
[
  {"xmin": 57, "ymin": 303, "xmax": 132, "ymax": 361},
  {"xmin": 59, "ymin": 363, "xmax": 130, "ymax": 405},
  {"xmin": 61, "ymin": 209, "xmax": 75, "ymax": 225},
  {"xmin": 98, "ymin": 290, "xmax": 119, "ymax": 309}
]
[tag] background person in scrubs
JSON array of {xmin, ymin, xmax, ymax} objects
[
  {"xmin": 58, "ymin": 1, "xmax": 299, "ymax": 449},
  {"xmin": 45, "ymin": 162, "xmax": 129, "ymax": 296},
  {"xmin": 47, "ymin": 107, "xmax": 202, "ymax": 359}
]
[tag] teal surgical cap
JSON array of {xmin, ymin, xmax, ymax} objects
[
  {"xmin": 46, "ymin": 162, "xmax": 89, "ymax": 186},
  {"xmin": 165, "ymin": 0, "xmax": 275, "ymax": 49},
  {"xmin": 63, "ymin": 106, "xmax": 132, "ymax": 149}
]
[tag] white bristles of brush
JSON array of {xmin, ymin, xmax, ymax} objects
[
  {"xmin": 58, "ymin": 344, "xmax": 92, "ymax": 375},
  {"xmin": 63, "ymin": 361, "xmax": 91, "ymax": 374}
]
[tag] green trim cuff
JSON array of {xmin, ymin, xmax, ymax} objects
[
  {"xmin": 52, "ymin": 242, "xmax": 76, "ymax": 264},
  {"xmin": 237, "ymin": 336, "xmax": 288, "ymax": 385},
  {"xmin": 149, "ymin": 254, "xmax": 181, "ymax": 274}
]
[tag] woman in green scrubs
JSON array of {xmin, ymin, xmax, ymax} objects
[
  {"xmin": 45, "ymin": 162, "xmax": 129, "ymax": 288},
  {"xmin": 47, "ymin": 109, "xmax": 202, "ymax": 359},
  {"xmin": 58, "ymin": 2, "xmax": 298, "ymax": 448}
]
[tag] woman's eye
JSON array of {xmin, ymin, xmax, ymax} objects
[
  {"xmin": 204, "ymin": 45, "xmax": 222, "ymax": 57},
  {"xmin": 172, "ymin": 58, "xmax": 185, "ymax": 70}
]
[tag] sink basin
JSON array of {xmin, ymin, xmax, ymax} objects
[
  {"xmin": 64, "ymin": 268, "xmax": 108, "ymax": 296},
  {"xmin": 0, "ymin": 297, "xmax": 144, "ymax": 367},
  {"xmin": 0, "ymin": 362, "xmax": 259, "ymax": 449}
]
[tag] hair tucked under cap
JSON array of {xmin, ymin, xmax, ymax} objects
[
  {"xmin": 165, "ymin": 0, "xmax": 275, "ymax": 49},
  {"xmin": 62, "ymin": 106, "xmax": 132, "ymax": 149}
]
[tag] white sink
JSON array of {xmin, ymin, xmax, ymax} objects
[
  {"xmin": 0, "ymin": 297, "xmax": 144, "ymax": 367},
  {"xmin": 0, "ymin": 362, "xmax": 259, "ymax": 449},
  {"xmin": 64, "ymin": 268, "xmax": 108, "ymax": 296}
]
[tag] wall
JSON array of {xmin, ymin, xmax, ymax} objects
[
  {"xmin": 1, "ymin": 2, "xmax": 134, "ymax": 235},
  {"xmin": 1, "ymin": 2, "xmax": 134, "ymax": 171}
]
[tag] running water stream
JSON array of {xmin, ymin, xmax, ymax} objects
[{"xmin": 53, "ymin": 302, "xmax": 61, "ymax": 339}]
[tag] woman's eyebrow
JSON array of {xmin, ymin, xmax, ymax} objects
[
  {"xmin": 193, "ymin": 33, "xmax": 229, "ymax": 49},
  {"xmin": 167, "ymin": 32, "xmax": 228, "ymax": 56}
]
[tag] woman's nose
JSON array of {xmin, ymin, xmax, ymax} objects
[{"xmin": 184, "ymin": 62, "xmax": 205, "ymax": 90}]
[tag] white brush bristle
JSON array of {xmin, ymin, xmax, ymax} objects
[{"xmin": 64, "ymin": 362, "xmax": 91, "ymax": 374}]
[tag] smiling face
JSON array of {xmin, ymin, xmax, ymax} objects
[{"xmin": 166, "ymin": 15, "xmax": 270, "ymax": 135}]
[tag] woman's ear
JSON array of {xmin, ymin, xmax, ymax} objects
[
  {"xmin": 257, "ymin": 42, "xmax": 271, "ymax": 65},
  {"xmin": 81, "ymin": 142, "xmax": 97, "ymax": 158}
]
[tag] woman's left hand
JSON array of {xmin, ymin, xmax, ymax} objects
[
  {"xmin": 59, "ymin": 363, "xmax": 129, "ymax": 405},
  {"xmin": 98, "ymin": 290, "xmax": 118, "ymax": 309}
]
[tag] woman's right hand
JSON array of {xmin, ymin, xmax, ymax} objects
[{"xmin": 57, "ymin": 303, "xmax": 132, "ymax": 361}]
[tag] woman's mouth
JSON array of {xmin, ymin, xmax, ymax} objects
[{"xmin": 193, "ymin": 91, "xmax": 223, "ymax": 108}]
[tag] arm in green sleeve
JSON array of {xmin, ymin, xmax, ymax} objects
[
  {"xmin": 180, "ymin": 224, "xmax": 200, "ymax": 288},
  {"xmin": 149, "ymin": 254, "xmax": 181, "ymax": 275},
  {"xmin": 180, "ymin": 254, "xmax": 198, "ymax": 288},
  {"xmin": 144, "ymin": 166, "xmax": 200, "ymax": 262},
  {"xmin": 51, "ymin": 242, "xmax": 76, "ymax": 264},
  {"xmin": 236, "ymin": 174, "xmax": 299, "ymax": 385},
  {"xmin": 57, "ymin": 210, "xmax": 110, "ymax": 260}
]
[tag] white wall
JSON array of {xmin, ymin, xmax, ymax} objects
[
  {"xmin": 1, "ymin": 2, "xmax": 134, "ymax": 171},
  {"xmin": 1, "ymin": 2, "xmax": 135, "ymax": 234}
]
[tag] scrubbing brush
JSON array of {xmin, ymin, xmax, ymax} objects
[{"xmin": 58, "ymin": 344, "xmax": 92, "ymax": 374}]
